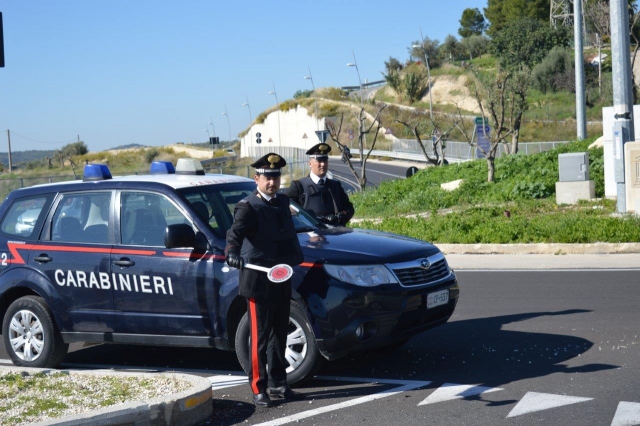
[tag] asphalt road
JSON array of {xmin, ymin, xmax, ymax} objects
[
  {"xmin": 3, "ymin": 268, "xmax": 639, "ymax": 425},
  {"xmin": 326, "ymin": 158, "xmax": 417, "ymax": 192}
]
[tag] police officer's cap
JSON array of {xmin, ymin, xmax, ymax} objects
[
  {"xmin": 306, "ymin": 143, "xmax": 331, "ymax": 160},
  {"xmin": 251, "ymin": 153, "xmax": 286, "ymax": 177}
]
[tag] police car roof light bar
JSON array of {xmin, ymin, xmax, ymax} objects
[
  {"xmin": 150, "ymin": 161, "xmax": 176, "ymax": 175},
  {"xmin": 175, "ymin": 158, "xmax": 205, "ymax": 176},
  {"xmin": 83, "ymin": 164, "xmax": 112, "ymax": 182}
]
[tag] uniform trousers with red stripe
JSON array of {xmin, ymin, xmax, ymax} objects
[{"xmin": 247, "ymin": 297, "xmax": 290, "ymax": 394}]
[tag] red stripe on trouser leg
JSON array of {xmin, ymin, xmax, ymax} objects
[{"xmin": 249, "ymin": 298, "xmax": 260, "ymax": 394}]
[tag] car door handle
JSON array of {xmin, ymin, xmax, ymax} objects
[
  {"xmin": 114, "ymin": 258, "xmax": 135, "ymax": 267},
  {"xmin": 33, "ymin": 254, "xmax": 53, "ymax": 263}
]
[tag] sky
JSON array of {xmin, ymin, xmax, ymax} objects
[{"xmin": 0, "ymin": 0, "xmax": 488, "ymax": 153}]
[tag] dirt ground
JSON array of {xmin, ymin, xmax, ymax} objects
[{"xmin": 380, "ymin": 74, "xmax": 481, "ymax": 114}]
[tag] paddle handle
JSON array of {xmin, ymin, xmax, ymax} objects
[{"xmin": 244, "ymin": 263, "xmax": 270, "ymax": 273}]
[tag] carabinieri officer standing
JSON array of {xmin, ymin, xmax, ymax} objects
[
  {"xmin": 225, "ymin": 152, "xmax": 305, "ymax": 408},
  {"xmin": 284, "ymin": 143, "xmax": 354, "ymax": 226}
]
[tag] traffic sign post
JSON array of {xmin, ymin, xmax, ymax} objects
[
  {"xmin": 315, "ymin": 130, "xmax": 329, "ymax": 143},
  {"xmin": 474, "ymin": 120, "xmax": 491, "ymax": 159}
]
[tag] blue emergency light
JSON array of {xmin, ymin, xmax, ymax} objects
[
  {"xmin": 150, "ymin": 161, "xmax": 176, "ymax": 174},
  {"xmin": 83, "ymin": 164, "xmax": 112, "ymax": 181}
]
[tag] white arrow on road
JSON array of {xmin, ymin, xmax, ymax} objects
[
  {"xmin": 418, "ymin": 383, "xmax": 503, "ymax": 405},
  {"xmin": 611, "ymin": 401, "xmax": 640, "ymax": 426},
  {"xmin": 507, "ymin": 391, "xmax": 593, "ymax": 417}
]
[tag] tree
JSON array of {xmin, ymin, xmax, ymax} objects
[
  {"xmin": 395, "ymin": 114, "xmax": 455, "ymax": 166},
  {"xmin": 459, "ymin": 8, "xmax": 487, "ymax": 38},
  {"xmin": 466, "ymin": 67, "xmax": 531, "ymax": 182},
  {"xmin": 460, "ymin": 34, "xmax": 491, "ymax": 60},
  {"xmin": 484, "ymin": 0, "xmax": 549, "ymax": 37},
  {"xmin": 326, "ymin": 104, "xmax": 387, "ymax": 191},
  {"xmin": 382, "ymin": 56, "xmax": 404, "ymax": 93},
  {"xmin": 491, "ymin": 17, "xmax": 572, "ymax": 69},
  {"xmin": 293, "ymin": 89, "xmax": 313, "ymax": 99},
  {"xmin": 531, "ymin": 47, "xmax": 575, "ymax": 94},
  {"xmin": 439, "ymin": 35, "xmax": 462, "ymax": 62},
  {"xmin": 401, "ymin": 63, "xmax": 428, "ymax": 103},
  {"xmin": 409, "ymin": 37, "xmax": 441, "ymax": 68}
]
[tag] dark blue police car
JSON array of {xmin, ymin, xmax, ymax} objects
[{"xmin": 0, "ymin": 159, "xmax": 459, "ymax": 383}]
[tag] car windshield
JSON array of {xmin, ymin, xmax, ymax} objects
[{"xmin": 177, "ymin": 181, "xmax": 324, "ymax": 238}]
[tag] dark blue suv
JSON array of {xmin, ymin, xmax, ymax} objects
[{"xmin": 0, "ymin": 159, "xmax": 459, "ymax": 384}]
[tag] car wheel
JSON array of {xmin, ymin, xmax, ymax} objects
[
  {"xmin": 235, "ymin": 300, "xmax": 323, "ymax": 385},
  {"xmin": 2, "ymin": 296, "xmax": 68, "ymax": 368}
]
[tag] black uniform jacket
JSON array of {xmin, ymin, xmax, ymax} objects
[
  {"xmin": 225, "ymin": 191, "xmax": 303, "ymax": 301},
  {"xmin": 285, "ymin": 176, "xmax": 354, "ymax": 226}
]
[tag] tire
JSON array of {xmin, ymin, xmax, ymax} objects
[
  {"xmin": 2, "ymin": 296, "xmax": 68, "ymax": 368},
  {"xmin": 235, "ymin": 300, "xmax": 324, "ymax": 385}
]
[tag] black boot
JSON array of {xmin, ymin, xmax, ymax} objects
[
  {"xmin": 252, "ymin": 393, "xmax": 274, "ymax": 407},
  {"xmin": 267, "ymin": 386, "xmax": 306, "ymax": 401}
]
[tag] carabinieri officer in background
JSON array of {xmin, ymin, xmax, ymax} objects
[
  {"xmin": 225, "ymin": 152, "xmax": 305, "ymax": 408},
  {"xmin": 284, "ymin": 143, "xmax": 354, "ymax": 226}
]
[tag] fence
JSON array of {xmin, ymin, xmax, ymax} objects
[
  {"xmin": 0, "ymin": 141, "xmax": 569, "ymax": 199},
  {"xmin": 392, "ymin": 139, "xmax": 570, "ymax": 161}
]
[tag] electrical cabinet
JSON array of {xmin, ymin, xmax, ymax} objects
[{"xmin": 558, "ymin": 152, "xmax": 589, "ymax": 182}]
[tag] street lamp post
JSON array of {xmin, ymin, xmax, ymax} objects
[
  {"xmin": 414, "ymin": 28, "xmax": 433, "ymax": 120},
  {"xmin": 347, "ymin": 50, "xmax": 366, "ymax": 162},
  {"xmin": 346, "ymin": 50, "xmax": 364, "ymax": 105},
  {"xmin": 242, "ymin": 96, "xmax": 252, "ymax": 123},
  {"xmin": 269, "ymin": 83, "xmax": 282, "ymax": 148},
  {"xmin": 304, "ymin": 66, "xmax": 319, "ymax": 131},
  {"xmin": 221, "ymin": 106, "xmax": 231, "ymax": 144},
  {"xmin": 208, "ymin": 117, "xmax": 216, "ymax": 137}
]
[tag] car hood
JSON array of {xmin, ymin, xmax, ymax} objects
[{"xmin": 298, "ymin": 227, "xmax": 442, "ymax": 264}]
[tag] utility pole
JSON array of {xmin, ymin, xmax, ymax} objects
[
  {"xmin": 574, "ymin": 0, "xmax": 586, "ymax": 140},
  {"xmin": 7, "ymin": 130, "xmax": 12, "ymax": 173},
  {"xmin": 610, "ymin": 0, "xmax": 635, "ymax": 213}
]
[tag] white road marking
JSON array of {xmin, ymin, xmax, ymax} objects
[
  {"xmin": 611, "ymin": 401, "xmax": 640, "ymax": 426},
  {"xmin": 417, "ymin": 383, "xmax": 503, "ymax": 405},
  {"xmin": 507, "ymin": 391, "xmax": 593, "ymax": 417},
  {"xmin": 208, "ymin": 374, "xmax": 247, "ymax": 390},
  {"xmin": 253, "ymin": 378, "xmax": 431, "ymax": 426}
]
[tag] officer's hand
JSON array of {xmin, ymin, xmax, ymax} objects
[
  {"xmin": 226, "ymin": 252, "xmax": 245, "ymax": 270},
  {"xmin": 325, "ymin": 214, "xmax": 339, "ymax": 225},
  {"xmin": 336, "ymin": 212, "xmax": 346, "ymax": 224}
]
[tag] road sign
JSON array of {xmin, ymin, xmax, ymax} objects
[
  {"xmin": 385, "ymin": 128, "xmax": 392, "ymax": 134},
  {"xmin": 474, "ymin": 116, "xmax": 487, "ymax": 125},
  {"xmin": 348, "ymin": 129, "xmax": 354, "ymax": 135},
  {"xmin": 348, "ymin": 134, "xmax": 354, "ymax": 140},
  {"xmin": 406, "ymin": 166, "xmax": 419, "ymax": 177},
  {"xmin": 256, "ymin": 132, "xmax": 262, "ymax": 144},
  {"xmin": 315, "ymin": 130, "xmax": 329, "ymax": 143},
  {"xmin": 302, "ymin": 133, "xmax": 308, "ymax": 139},
  {"xmin": 475, "ymin": 123, "xmax": 491, "ymax": 158}
]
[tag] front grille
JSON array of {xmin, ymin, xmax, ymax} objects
[{"xmin": 390, "ymin": 254, "xmax": 451, "ymax": 287}]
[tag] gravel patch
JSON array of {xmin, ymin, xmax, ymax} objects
[{"xmin": 0, "ymin": 368, "xmax": 192, "ymax": 426}]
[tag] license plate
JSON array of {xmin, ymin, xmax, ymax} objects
[{"xmin": 426, "ymin": 289, "xmax": 449, "ymax": 309}]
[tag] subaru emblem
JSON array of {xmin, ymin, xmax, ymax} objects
[{"xmin": 420, "ymin": 259, "xmax": 431, "ymax": 269}]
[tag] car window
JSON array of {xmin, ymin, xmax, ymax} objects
[
  {"xmin": 178, "ymin": 182, "xmax": 251, "ymax": 238},
  {"xmin": 120, "ymin": 191, "xmax": 189, "ymax": 246},
  {"xmin": 0, "ymin": 195, "xmax": 52, "ymax": 239},
  {"xmin": 51, "ymin": 192, "xmax": 112, "ymax": 244}
]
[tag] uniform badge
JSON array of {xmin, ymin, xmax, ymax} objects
[{"xmin": 267, "ymin": 154, "xmax": 281, "ymax": 169}]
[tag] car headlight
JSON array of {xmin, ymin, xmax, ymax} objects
[{"xmin": 324, "ymin": 264, "xmax": 398, "ymax": 287}]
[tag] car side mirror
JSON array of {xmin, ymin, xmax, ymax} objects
[{"xmin": 164, "ymin": 223, "xmax": 207, "ymax": 250}]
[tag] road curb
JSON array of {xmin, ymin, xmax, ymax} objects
[
  {"xmin": 0, "ymin": 366, "xmax": 212, "ymax": 426},
  {"xmin": 436, "ymin": 242, "xmax": 640, "ymax": 255}
]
